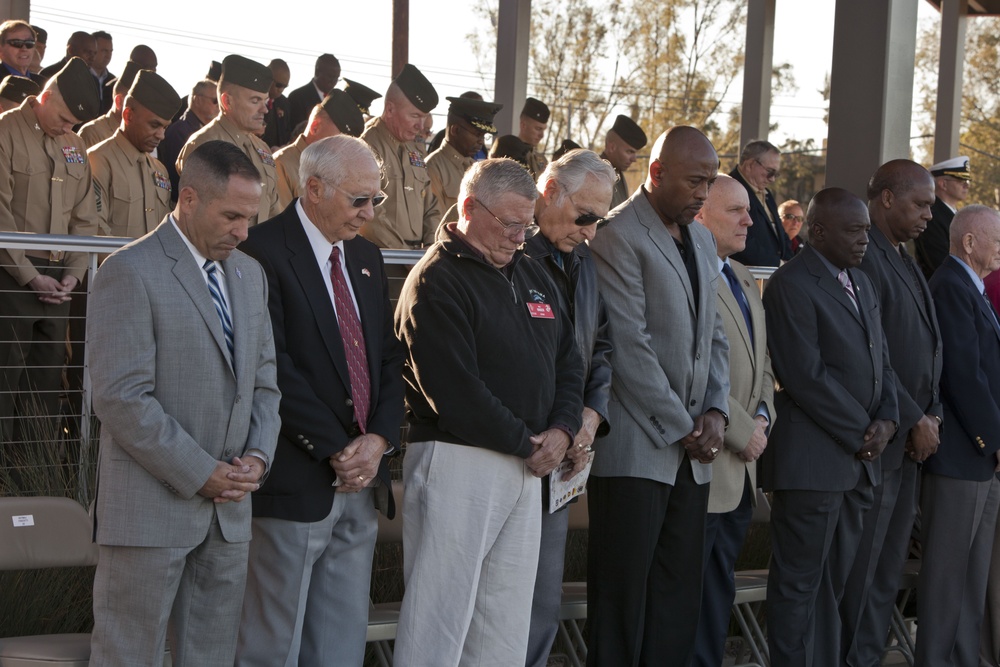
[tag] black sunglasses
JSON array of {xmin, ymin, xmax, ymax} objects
[
  {"xmin": 4, "ymin": 39, "xmax": 35, "ymax": 49},
  {"xmin": 568, "ymin": 194, "xmax": 605, "ymax": 227}
]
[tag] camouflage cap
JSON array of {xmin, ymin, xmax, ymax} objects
[
  {"xmin": 51, "ymin": 57, "xmax": 100, "ymax": 122},
  {"xmin": 128, "ymin": 70, "xmax": 182, "ymax": 122},
  {"xmin": 220, "ymin": 54, "xmax": 272, "ymax": 94},
  {"xmin": 320, "ymin": 89, "xmax": 364, "ymax": 137},
  {"xmin": 0, "ymin": 75, "xmax": 40, "ymax": 105}
]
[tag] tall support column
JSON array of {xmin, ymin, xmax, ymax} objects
[
  {"xmin": 740, "ymin": 0, "xmax": 776, "ymax": 147},
  {"xmin": 0, "ymin": 0, "xmax": 29, "ymax": 20},
  {"xmin": 934, "ymin": 0, "xmax": 968, "ymax": 163},
  {"xmin": 826, "ymin": 0, "xmax": 919, "ymax": 198},
  {"xmin": 494, "ymin": 0, "xmax": 531, "ymax": 137},
  {"xmin": 392, "ymin": 0, "xmax": 408, "ymax": 78}
]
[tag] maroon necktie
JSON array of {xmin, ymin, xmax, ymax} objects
[{"xmin": 330, "ymin": 247, "xmax": 370, "ymax": 431}]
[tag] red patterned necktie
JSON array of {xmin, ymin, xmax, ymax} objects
[{"xmin": 330, "ymin": 246, "xmax": 370, "ymax": 431}]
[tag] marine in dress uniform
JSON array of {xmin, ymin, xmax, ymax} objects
[
  {"xmin": 176, "ymin": 54, "xmax": 281, "ymax": 226},
  {"xmin": 87, "ymin": 69, "xmax": 181, "ymax": 238},
  {"xmin": 600, "ymin": 114, "xmax": 648, "ymax": 210},
  {"xmin": 273, "ymin": 89, "xmax": 363, "ymax": 208},
  {"xmin": 519, "ymin": 97, "xmax": 550, "ymax": 180},
  {"xmin": 0, "ymin": 57, "xmax": 100, "ymax": 449},
  {"xmin": 78, "ymin": 59, "xmax": 140, "ymax": 148},
  {"xmin": 426, "ymin": 96, "xmax": 502, "ymax": 215},
  {"xmin": 360, "ymin": 64, "xmax": 440, "ymax": 249}
]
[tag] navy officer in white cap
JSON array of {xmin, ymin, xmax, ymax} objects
[{"xmin": 915, "ymin": 155, "xmax": 971, "ymax": 279}]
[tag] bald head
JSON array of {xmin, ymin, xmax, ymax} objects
[
  {"xmin": 866, "ymin": 159, "xmax": 935, "ymax": 246},
  {"xmin": 950, "ymin": 205, "xmax": 1000, "ymax": 278},
  {"xmin": 129, "ymin": 44, "xmax": 157, "ymax": 71},
  {"xmin": 808, "ymin": 187, "xmax": 871, "ymax": 269},
  {"xmin": 695, "ymin": 175, "xmax": 752, "ymax": 259},
  {"xmin": 644, "ymin": 126, "xmax": 719, "ymax": 228}
]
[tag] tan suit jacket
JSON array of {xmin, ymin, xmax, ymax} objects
[
  {"xmin": 79, "ymin": 110, "xmax": 120, "ymax": 148},
  {"xmin": 709, "ymin": 259, "xmax": 774, "ymax": 513},
  {"xmin": 88, "ymin": 130, "xmax": 172, "ymax": 238},
  {"xmin": 273, "ymin": 134, "xmax": 306, "ymax": 208},
  {"xmin": 176, "ymin": 115, "xmax": 282, "ymax": 226},
  {"xmin": 426, "ymin": 141, "xmax": 472, "ymax": 215}
]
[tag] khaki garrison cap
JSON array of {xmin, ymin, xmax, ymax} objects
[
  {"xmin": 51, "ymin": 57, "xmax": 100, "ymax": 122},
  {"xmin": 392, "ymin": 64, "xmax": 438, "ymax": 113},
  {"xmin": 128, "ymin": 70, "xmax": 182, "ymax": 121},
  {"xmin": 320, "ymin": 89, "xmax": 364, "ymax": 137},
  {"xmin": 343, "ymin": 78, "xmax": 381, "ymax": 115},
  {"xmin": 0, "ymin": 75, "xmax": 40, "ymax": 104},
  {"xmin": 220, "ymin": 55, "xmax": 272, "ymax": 94}
]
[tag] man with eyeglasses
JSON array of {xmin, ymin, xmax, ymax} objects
[
  {"xmin": 160, "ymin": 78, "xmax": 219, "ymax": 201},
  {"xmin": 261, "ymin": 58, "xmax": 291, "ymax": 151},
  {"xmin": 79, "ymin": 59, "xmax": 139, "ymax": 148},
  {"xmin": 426, "ymin": 95, "xmax": 503, "ymax": 215},
  {"xmin": 235, "ymin": 135, "xmax": 403, "ymax": 667},
  {"xmin": 730, "ymin": 139, "xmax": 792, "ymax": 268},
  {"xmin": 0, "ymin": 20, "xmax": 43, "ymax": 85},
  {"xmin": 394, "ymin": 157, "xmax": 584, "ymax": 666},
  {"xmin": 522, "ymin": 148, "xmax": 615, "ymax": 667},
  {"xmin": 177, "ymin": 54, "xmax": 282, "ymax": 226},
  {"xmin": 915, "ymin": 155, "xmax": 972, "ymax": 280},
  {"xmin": 779, "ymin": 199, "xmax": 807, "ymax": 255},
  {"xmin": 273, "ymin": 89, "xmax": 364, "ymax": 208}
]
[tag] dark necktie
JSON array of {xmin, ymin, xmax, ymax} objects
[
  {"xmin": 330, "ymin": 247, "xmax": 370, "ymax": 431},
  {"xmin": 203, "ymin": 260, "xmax": 235, "ymax": 368},
  {"xmin": 722, "ymin": 263, "xmax": 754, "ymax": 347}
]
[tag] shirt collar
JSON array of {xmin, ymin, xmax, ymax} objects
[
  {"xmin": 169, "ymin": 214, "xmax": 220, "ymax": 276},
  {"xmin": 951, "ymin": 254, "xmax": 986, "ymax": 293},
  {"xmin": 296, "ymin": 199, "xmax": 345, "ymax": 266},
  {"xmin": 814, "ymin": 249, "xmax": 845, "ymax": 279}
]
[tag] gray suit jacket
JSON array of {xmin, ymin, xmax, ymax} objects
[
  {"xmin": 709, "ymin": 259, "xmax": 774, "ymax": 513},
  {"xmin": 88, "ymin": 219, "xmax": 281, "ymax": 547},
  {"xmin": 589, "ymin": 189, "xmax": 730, "ymax": 486},
  {"xmin": 760, "ymin": 245, "xmax": 898, "ymax": 492}
]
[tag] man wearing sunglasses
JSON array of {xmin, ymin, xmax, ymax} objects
[
  {"xmin": 0, "ymin": 20, "xmax": 43, "ymax": 85},
  {"xmin": 394, "ymin": 158, "xmax": 584, "ymax": 666},
  {"xmin": 730, "ymin": 139, "xmax": 792, "ymax": 268},
  {"xmin": 236, "ymin": 135, "xmax": 404, "ymax": 667},
  {"xmin": 522, "ymin": 148, "xmax": 615, "ymax": 667}
]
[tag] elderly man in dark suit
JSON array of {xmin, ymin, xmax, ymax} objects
[
  {"xmin": 917, "ymin": 205, "xmax": 1000, "ymax": 667},
  {"xmin": 235, "ymin": 135, "xmax": 404, "ymax": 667},
  {"xmin": 87, "ymin": 141, "xmax": 281, "ymax": 666},
  {"xmin": 692, "ymin": 174, "xmax": 775, "ymax": 667},
  {"xmin": 730, "ymin": 139, "xmax": 792, "ymax": 267},
  {"xmin": 587, "ymin": 126, "xmax": 730, "ymax": 666},
  {"xmin": 840, "ymin": 160, "xmax": 942, "ymax": 667},
  {"xmin": 761, "ymin": 188, "xmax": 898, "ymax": 667}
]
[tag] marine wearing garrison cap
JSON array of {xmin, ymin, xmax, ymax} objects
[
  {"xmin": 273, "ymin": 89, "xmax": 365, "ymax": 207},
  {"xmin": 53, "ymin": 56, "xmax": 100, "ymax": 122},
  {"xmin": 602, "ymin": 114, "xmax": 648, "ymax": 208},
  {"xmin": 553, "ymin": 138, "xmax": 581, "ymax": 161},
  {"xmin": 343, "ymin": 77, "xmax": 381, "ymax": 117},
  {"xmin": 519, "ymin": 97, "xmax": 550, "ymax": 179},
  {"xmin": 80, "ymin": 59, "xmax": 142, "ymax": 147},
  {"xmin": 0, "ymin": 75, "xmax": 38, "ymax": 111},
  {"xmin": 489, "ymin": 134, "xmax": 532, "ymax": 168},
  {"xmin": 427, "ymin": 96, "xmax": 503, "ymax": 214},
  {"xmin": 176, "ymin": 54, "xmax": 282, "ymax": 226},
  {"xmin": 360, "ymin": 63, "xmax": 441, "ymax": 248}
]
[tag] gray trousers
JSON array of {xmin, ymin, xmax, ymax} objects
[
  {"xmin": 525, "ymin": 501, "xmax": 571, "ymax": 667},
  {"xmin": 90, "ymin": 517, "xmax": 248, "ymax": 667},
  {"xmin": 394, "ymin": 440, "xmax": 541, "ymax": 667},
  {"xmin": 915, "ymin": 473, "xmax": 1000, "ymax": 667},
  {"xmin": 235, "ymin": 489, "xmax": 378, "ymax": 667}
]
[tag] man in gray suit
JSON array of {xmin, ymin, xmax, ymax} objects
[
  {"xmin": 761, "ymin": 188, "xmax": 898, "ymax": 667},
  {"xmin": 587, "ymin": 126, "xmax": 730, "ymax": 666},
  {"xmin": 841, "ymin": 160, "xmax": 942, "ymax": 667},
  {"xmin": 692, "ymin": 174, "xmax": 775, "ymax": 667},
  {"xmin": 87, "ymin": 140, "xmax": 281, "ymax": 666}
]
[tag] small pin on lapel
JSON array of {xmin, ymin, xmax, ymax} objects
[
  {"xmin": 361, "ymin": 268, "xmax": 371, "ymax": 277},
  {"xmin": 236, "ymin": 267, "xmax": 242, "ymax": 279}
]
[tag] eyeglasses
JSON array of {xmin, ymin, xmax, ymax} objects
[
  {"xmin": 476, "ymin": 198, "xmax": 539, "ymax": 239},
  {"xmin": 3, "ymin": 39, "xmax": 35, "ymax": 50},
  {"xmin": 782, "ymin": 214, "xmax": 804, "ymax": 223},
  {"xmin": 755, "ymin": 158, "xmax": 779, "ymax": 180},
  {"xmin": 568, "ymin": 193, "xmax": 605, "ymax": 227},
  {"xmin": 335, "ymin": 186, "xmax": 387, "ymax": 208}
]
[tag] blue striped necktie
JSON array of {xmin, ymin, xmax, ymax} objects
[{"xmin": 203, "ymin": 260, "xmax": 235, "ymax": 367}]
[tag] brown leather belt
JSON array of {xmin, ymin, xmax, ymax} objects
[{"xmin": 24, "ymin": 250, "xmax": 64, "ymax": 262}]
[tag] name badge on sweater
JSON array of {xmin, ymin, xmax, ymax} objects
[
  {"xmin": 62, "ymin": 146, "xmax": 85, "ymax": 164},
  {"xmin": 255, "ymin": 148, "xmax": 275, "ymax": 167},
  {"xmin": 408, "ymin": 151, "xmax": 426, "ymax": 168},
  {"xmin": 153, "ymin": 171, "xmax": 171, "ymax": 191},
  {"xmin": 527, "ymin": 303, "xmax": 555, "ymax": 319}
]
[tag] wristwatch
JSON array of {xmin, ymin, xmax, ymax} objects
[{"xmin": 708, "ymin": 407, "xmax": 730, "ymax": 431}]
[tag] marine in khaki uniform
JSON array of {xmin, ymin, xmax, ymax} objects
[
  {"xmin": 600, "ymin": 114, "xmax": 647, "ymax": 210},
  {"xmin": 176, "ymin": 54, "xmax": 280, "ymax": 226},
  {"xmin": 343, "ymin": 77, "xmax": 381, "ymax": 124},
  {"xmin": 87, "ymin": 69, "xmax": 181, "ymax": 238},
  {"xmin": 360, "ymin": 63, "xmax": 439, "ymax": 248},
  {"xmin": 274, "ymin": 88, "xmax": 363, "ymax": 208},
  {"xmin": 0, "ymin": 57, "xmax": 100, "ymax": 445},
  {"xmin": 426, "ymin": 96, "xmax": 502, "ymax": 215},
  {"xmin": 79, "ymin": 59, "xmax": 140, "ymax": 148},
  {"xmin": 518, "ymin": 97, "xmax": 549, "ymax": 180}
]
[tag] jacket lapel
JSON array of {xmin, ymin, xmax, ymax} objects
[
  {"xmin": 804, "ymin": 247, "xmax": 865, "ymax": 327},
  {"xmin": 634, "ymin": 194, "xmax": 694, "ymax": 313}
]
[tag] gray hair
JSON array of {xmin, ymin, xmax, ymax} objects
[
  {"xmin": 538, "ymin": 148, "xmax": 616, "ymax": 203},
  {"xmin": 298, "ymin": 135, "xmax": 382, "ymax": 193},
  {"xmin": 459, "ymin": 158, "xmax": 539, "ymax": 212},
  {"xmin": 191, "ymin": 79, "xmax": 215, "ymax": 100},
  {"xmin": 950, "ymin": 204, "xmax": 1000, "ymax": 251},
  {"xmin": 739, "ymin": 139, "xmax": 780, "ymax": 164}
]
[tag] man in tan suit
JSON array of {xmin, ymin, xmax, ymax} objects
[
  {"xmin": 692, "ymin": 174, "xmax": 775, "ymax": 667},
  {"xmin": 177, "ymin": 54, "xmax": 281, "ymax": 226}
]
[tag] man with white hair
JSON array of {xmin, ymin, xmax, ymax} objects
[
  {"xmin": 236, "ymin": 135, "xmax": 405, "ymax": 667},
  {"xmin": 394, "ymin": 158, "xmax": 584, "ymax": 666}
]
